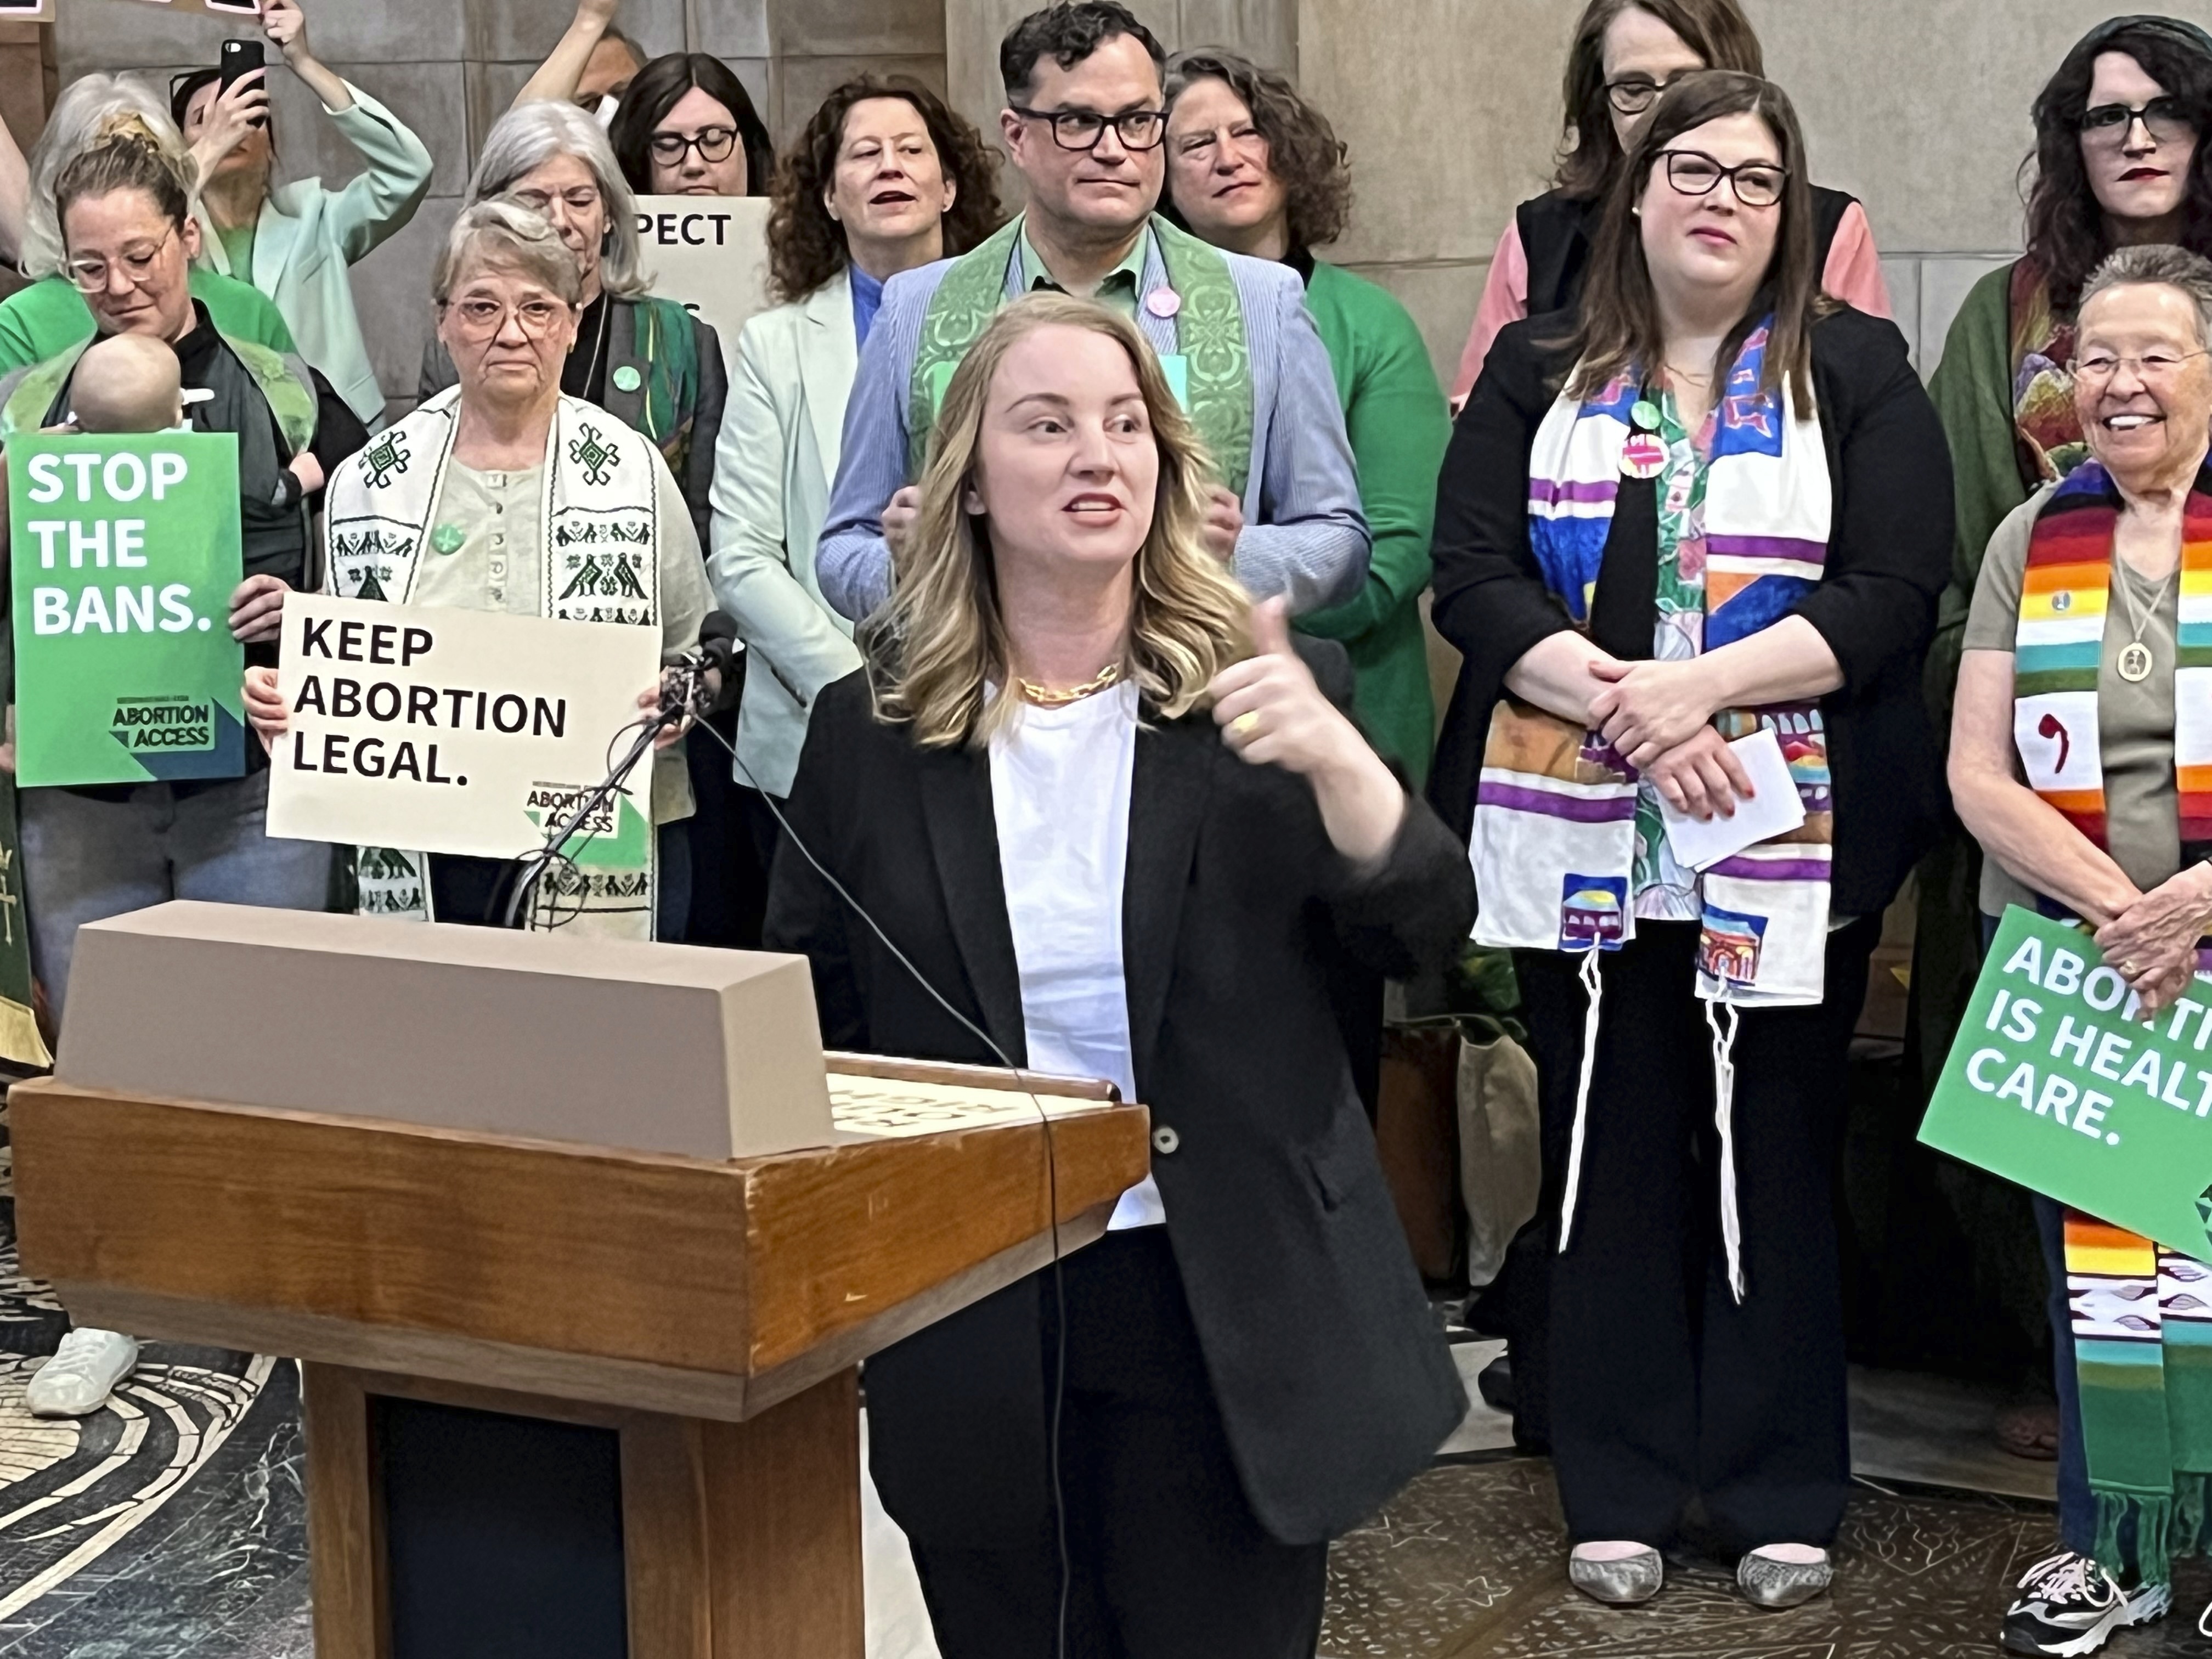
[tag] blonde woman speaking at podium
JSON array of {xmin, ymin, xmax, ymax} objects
[{"xmin": 765, "ymin": 292, "xmax": 1471, "ymax": 1659}]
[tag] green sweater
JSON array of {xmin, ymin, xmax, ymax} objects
[
  {"xmin": 1294, "ymin": 260, "xmax": 1449, "ymax": 787},
  {"xmin": 1925, "ymin": 259, "xmax": 2026, "ymax": 741},
  {"xmin": 0, "ymin": 268, "xmax": 297, "ymax": 376}
]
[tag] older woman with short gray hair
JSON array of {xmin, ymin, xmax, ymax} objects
[
  {"xmin": 419, "ymin": 101, "xmax": 725, "ymax": 546},
  {"xmin": 422, "ymin": 101, "xmax": 738, "ymax": 945},
  {"xmin": 1951, "ymin": 241, "xmax": 2212, "ymax": 1627},
  {"xmin": 253, "ymin": 199, "xmax": 715, "ymax": 941}
]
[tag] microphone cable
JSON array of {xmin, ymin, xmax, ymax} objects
[{"xmin": 685, "ymin": 709, "xmax": 1079, "ymax": 1659}]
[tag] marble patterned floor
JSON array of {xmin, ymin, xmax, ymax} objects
[{"xmin": 0, "ymin": 1124, "xmax": 2170, "ymax": 1658}]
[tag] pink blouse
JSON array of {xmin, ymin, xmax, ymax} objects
[{"xmin": 1447, "ymin": 199, "xmax": 1893, "ymax": 407}]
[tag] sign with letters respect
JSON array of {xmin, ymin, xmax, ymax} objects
[
  {"xmin": 263, "ymin": 594, "xmax": 662, "ymax": 861},
  {"xmin": 633, "ymin": 196, "xmax": 772, "ymax": 379},
  {"xmin": 1921, "ymin": 904, "xmax": 2212, "ymax": 1256},
  {"xmin": 8, "ymin": 432, "xmax": 246, "ymax": 788}
]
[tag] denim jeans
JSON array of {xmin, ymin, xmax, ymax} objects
[{"xmin": 19, "ymin": 771, "xmax": 332, "ymax": 1019}]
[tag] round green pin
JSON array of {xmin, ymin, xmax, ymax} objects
[
  {"xmin": 1630, "ymin": 398, "xmax": 1662, "ymax": 431},
  {"xmin": 431, "ymin": 524, "xmax": 465, "ymax": 555},
  {"xmin": 612, "ymin": 364, "xmax": 643, "ymax": 393}
]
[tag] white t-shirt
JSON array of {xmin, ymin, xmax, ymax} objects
[{"xmin": 989, "ymin": 682, "xmax": 1159, "ymax": 1229}]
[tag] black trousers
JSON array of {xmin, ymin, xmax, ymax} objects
[
  {"xmin": 1515, "ymin": 918, "xmax": 1876, "ymax": 1551},
  {"xmin": 901, "ymin": 1228, "xmax": 1327, "ymax": 1659}
]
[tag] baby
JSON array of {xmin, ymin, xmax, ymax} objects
[{"xmin": 66, "ymin": 332, "xmax": 186, "ymax": 435}]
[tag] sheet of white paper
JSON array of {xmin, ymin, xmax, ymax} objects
[{"xmin": 1657, "ymin": 726, "xmax": 1807, "ymax": 872}]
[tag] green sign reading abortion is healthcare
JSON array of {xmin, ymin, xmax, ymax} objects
[
  {"xmin": 7, "ymin": 432, "xmax": 246, "ymax": 787},
  {"xmin": 1922, "ymin": 904, "xmax": 2212, "ymax": 1256}
]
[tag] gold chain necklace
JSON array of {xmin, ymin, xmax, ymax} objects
[{"xmin": 1016, "ymin": 661, "xmax": 1122, "ymax": 707}]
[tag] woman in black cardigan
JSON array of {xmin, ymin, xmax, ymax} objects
[
  {"xmin": 766, "ymin": 292, "xmax": 1470, "ymax": 1658},
  {"xmin": 1431, "ymin": 73, "xmax": 1950, "ymax": 1611}
]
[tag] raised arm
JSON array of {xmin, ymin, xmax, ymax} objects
[{"xmin": 514, "ymin": 0, "xmax": 623, "ymax": 110}]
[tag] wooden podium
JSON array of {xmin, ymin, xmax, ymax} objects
[{"xmin": 9, "ymin": 1052, "xmax": 1147, "ymax": 1657}]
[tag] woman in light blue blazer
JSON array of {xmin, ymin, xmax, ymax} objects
[
  {"xmin": 707, "ymin": 77, "xmax": 1003, "ymax": 828},
  {"xmin": 173, "ymin": 0, "xmax": 433, "ymax": 428}
]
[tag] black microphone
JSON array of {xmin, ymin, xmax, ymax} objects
[{"xmin": 660, "ymin": 611, "xmax": 743, "ymax": 722}]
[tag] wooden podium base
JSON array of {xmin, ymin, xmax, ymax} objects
[{"xmin": 303, "ymin": 1364, "xmax": 864, "ymax": 1659}]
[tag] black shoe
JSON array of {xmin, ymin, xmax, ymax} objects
[
  {"xmin": 1476, "ymin": 1356, "xmax": 1514, "ymax": 1414},
  {"xmin": 2002, "ymin": 1550, "xmax": 2170, "ymax": 1656}
]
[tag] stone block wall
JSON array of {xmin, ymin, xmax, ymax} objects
[{"xmin": 1301, "ymin": 0, "xmax": 2212, "ymax": 387}]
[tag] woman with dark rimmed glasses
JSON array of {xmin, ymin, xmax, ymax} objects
[
  {"xmin": 606, "ymin": 53, "xmax": 775, "ymax": 200},
  {"xmin": 1446, "ymin": 0, "xmax": 1891, "ymax": 407},
  {"xmin": 1430, "ymin": 69, "xmax": 1948, "ymax": 1614},
  {"xmin": 1916, "ymin": 17, "xmax": 2212, "ymax": 1659}
]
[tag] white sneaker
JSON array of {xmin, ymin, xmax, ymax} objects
[{"xmin": 25, "ymin": 1329, "xmax": 138, "ymax": 1418}]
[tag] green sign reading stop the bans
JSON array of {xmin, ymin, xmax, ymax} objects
[
  {"xmin": 1921, "ymin": 905, "xmax": 2212, "ymax": 1255},
  {"xmin": 7, "ymin": 432, "xmax": 246, "ymax": 787}
]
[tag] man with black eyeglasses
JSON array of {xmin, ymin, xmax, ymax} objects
[{"xmin": 816, "ymin": 0, "xmax": 1368, "ymax": 627}]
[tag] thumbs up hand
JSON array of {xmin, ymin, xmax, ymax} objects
[{"xmin": 1207, "ymin": 597, "xmax": 1407, "ymax": 862}]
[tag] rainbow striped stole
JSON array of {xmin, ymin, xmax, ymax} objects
[{"xmin": 2013, "ymin": 464, "xmax": 2212, "ymax": 858}]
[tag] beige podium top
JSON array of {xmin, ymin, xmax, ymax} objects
[{"xmin": 10, "ymin": 1054, "xmax": 1148, "ymax": 1423}]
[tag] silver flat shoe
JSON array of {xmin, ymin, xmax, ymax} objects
[
  {"xmin": 1737, "ymin": 1547, "xmax": 1832, "ymax": 1610},
  {"xmin": 1568, "ymin": 1545, "xmax": 1664, "ymax": 1605}
]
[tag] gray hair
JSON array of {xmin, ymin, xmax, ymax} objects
[
  {"xmin": 431, "ymin": 200, "xmax": 585, "ymax": 306},
  {"xmin": 21, "ymin": 75, "xmax": 193, "ymax": 279},
  {"xmin": 2080, "ymin": 244, "xmax": 2212, "ymax": 348},
  {"xmin": 466, "ymin": 100, "xmax": 645, "ymax": 299}
]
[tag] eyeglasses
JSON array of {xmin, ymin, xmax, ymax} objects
[
  {"xmin": 443, "ymin": 297, "xmax": 570, "ymax": 341},
  {"xmin": 2080, "ymin": 97, "xmax": 2194, "ymax": 147},
  {"xmin": 648, "ymin": 126, "xmax": 740, "ymax": 166},
  {"xmin": 1656, "ymin": 149, "xmax": 1787, "ymax": 208},
  {"xmin": 509, "ymin": 186, "xmax": 603, "ymax": 218},
  {"xmin": 2069, "ymin": 348, "xmax": 2210, "ymax": 386},
  {"xmin": 1011, "ymin": 105, "xmax": 1168, "ymax": 152},
  {"xmin": 1605, "ymin": 73, "xmax": 1695, "ymax": 117},
  {"xmin": 64, "ymin": 223, "xmax": 178, "ymax": 294}
]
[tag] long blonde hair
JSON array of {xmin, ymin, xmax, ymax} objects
[{"xmin": 866, "ymin": 294, "xmax": 1253, "ymax": 749}]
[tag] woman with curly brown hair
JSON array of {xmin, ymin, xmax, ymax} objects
[
  {"xmin": 1164, "ymin": 48, "xmax": 1447, "ymax": 787},
  {"xmin": 706, "ymin": 78, "xmax": 1003, "ymax": 861}
]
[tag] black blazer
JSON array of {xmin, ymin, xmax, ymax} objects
[
  {"xmin": 764, "ymin": 647, "xmax": 1473, "ymax": 1548},
  {"xmin": 1429, "ymin": 306, "xmax": 1954, "ymax": 920}
]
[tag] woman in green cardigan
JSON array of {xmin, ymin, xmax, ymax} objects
[{"xmin": 1163, "ymin": 49, "xmax": 1447, "ymax": 786}]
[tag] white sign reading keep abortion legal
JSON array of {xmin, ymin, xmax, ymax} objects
[{"xmin": 264, "ymin": 594, "xmax": 661, "ymax": 860}]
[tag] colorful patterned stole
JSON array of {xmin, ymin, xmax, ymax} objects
[
  {"xmin": 1468, "ymin": 324, "xmax": 1833, "ymax": 1299},
  {"xmin": 323, "ymin": 389, "xmax": 665, "ymax": 939},
  {"xmin": 2011, "ymin": 462, "xmax": 2212, "ymax": 859},
  {"xmin": 2065, "ymin": 1215, "xmax": 2212, "ymax": 1583},
  {"xmin": 2014, "ymin": 465, "xmax": 2212, "ymax": 1581},
  {"xmin": 906, "ymin": 214, "xmax": 1254, "ymax": 495}
]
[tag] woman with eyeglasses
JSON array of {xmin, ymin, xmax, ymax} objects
[
  {"xmin": 419, "ymin": 103, "xmax": 733, "ymax": 944},
  {"xmin": 1447, "ymin": 0, "xmax": 1890, "ymax": 407},
  {"xmin": 1431, "ymin": 70, "xmax": 1949, "ymax": 1611},
  {"xmin": 1921, "ymin": 21, "xmax": 2212, "ymax": 1203},
  {"xmin": 245, "ymin": 202, "xmax": 714, "ymax": 944},
  {"xmin": 607, "ymin": 54, "xmax": 774, "ymax": 200},
  {"xmin": 0, "ymin": 76, "xmax": 297, "ymax": 375},
  {"xmin": 0, "ymin": 116, "xmax": 364, "ymax": 1023},
  {"xmin": 169, "ymin": 0, "xmax": 435, "ymax": 430},
  {"xmin": 1949, "ymin": 243, "xmax": 2212, "ymax": 1659}
]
